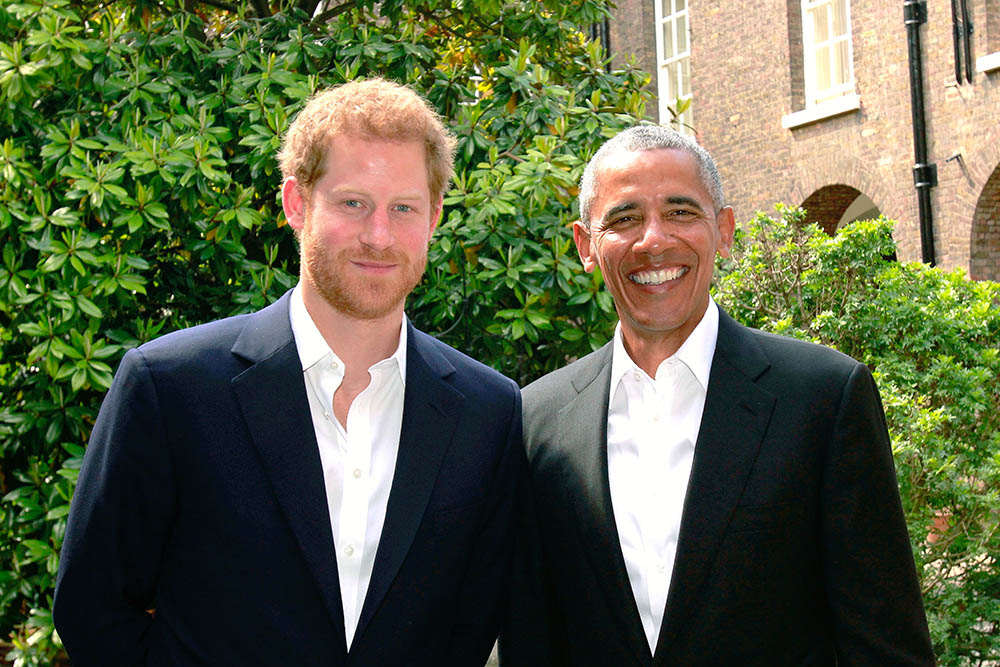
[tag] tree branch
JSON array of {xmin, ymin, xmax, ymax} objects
[
  {"xmin": 310, "ymin": 0, "xmax": 359, "ymax": 25},
  {"xmin": 198, "ymin": 0, "xmax": 239, "ymax": 11}
]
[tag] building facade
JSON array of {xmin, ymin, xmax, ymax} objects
[{"xmin": 608, "ymin": 0, "xmax": 1000, "ymax": 279}]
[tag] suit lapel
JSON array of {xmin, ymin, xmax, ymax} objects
[
  {"xmin": 653, "ymin": 312, "xmax": 775, "ymax": 661},
  {"xmin": 229, "ymin": 293, "xmax": 348, "ymax": 653},
  {"xmin": 353, "ymin": 324, "xmax": 462, "ymax": 645},
  {"xmin": 561, "ymin": 344, "xmax": 653, "ymax": 665}
]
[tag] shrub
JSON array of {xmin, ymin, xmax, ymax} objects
[
  {"xmin": 0, "ymin": 0, "xmax": 646, "ymax": 662},
  {"xmin": 715, "ymin": 207, "xmax": 1000, "ymax": 666}
]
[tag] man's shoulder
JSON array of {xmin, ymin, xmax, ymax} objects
[
  {"xmin": 718, "ymin": 315, "xmax": 865, "ymax": 389},
  {"xmin": 134, "ymin": 311, "xmax": 255, "ymax": 365},
  {"xmin": 409, "ymin": 327, "xmax": 517, "ymax": 394},
  {"xmin": 737, "ymin": 322, "xmax": 859, "ymax": 369},
  {"xmin": 522, "ymin": 344, "xmax": 611, "ymax": 409},
  {"xmin": 135, "ymin": 293, "xmax": 290, "ymax": 366}
]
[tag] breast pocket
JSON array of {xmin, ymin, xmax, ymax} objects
[{"xmin": 727, "ymin": 499, "xmax": 804, "ymax": 536}]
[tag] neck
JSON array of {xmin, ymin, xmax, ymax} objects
[
  {"xmin": 300, "ymin": 285, "xmax": 403, "ymax": 373},
  {"xmin": 619, "ymin": 302, "xmax": 709, "ymax": 377},
  {"xmin": 620, "ymin": 330, "xmax": 682, "ymax": 378}
]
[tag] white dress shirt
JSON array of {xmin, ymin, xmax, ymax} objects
[
  {"xmin": 607, "ymin": 298, "xmax": 719, "ymax": 653},
  {"xmin": 288, "ymin": 286, "xmax": 406, "ymax": 649}
]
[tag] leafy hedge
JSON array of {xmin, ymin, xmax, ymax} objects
[
  {"xmin": 0, "ymin": 1, "xmax": 646, "ymax": 662},
  {"xmin": 714, "ymin": 208, "xmax": 1000, "ymax": 665}
]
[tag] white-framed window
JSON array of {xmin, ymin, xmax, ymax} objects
[
  {"xmin": 654, "ymin": 0, "xmax": 692, "ymax": 133},
  {"xmin": 802, "ymin": 0, "xmax": 854, "ymax": 106}
]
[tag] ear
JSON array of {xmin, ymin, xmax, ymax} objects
[
  {"xmin": 573, "ymin": 220, "xmax": 598, "ymax": 273},
  {"xmin": 282, "ymin": 177, "xmax": 306, "ymax": 232},
  {"xmin": 428, "ymin": 195, "xmax": 444, "ymax": 237},
  {"xmin": 716, "ymin": 206, "xmax": 736, "ymax": 259}
]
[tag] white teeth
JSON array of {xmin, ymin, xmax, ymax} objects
[{"xmin": 630, "ymin": 267, "xmax": 687, "ymax": 285}]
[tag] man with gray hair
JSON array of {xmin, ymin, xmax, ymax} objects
[{"xmin": 501, "ymin": 125, "xmax": 934, "ymax": 665}]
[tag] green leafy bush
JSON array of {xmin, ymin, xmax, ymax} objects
[
  {"xmin": 0, "ymin": 0, "xmax": 646, "ymax": 662},
  {"xmin": 714, "ymin": 207, "xmax": 1000, "ymax": 666}
]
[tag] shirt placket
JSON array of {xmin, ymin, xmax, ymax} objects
[
  {"xmin": 337, "ymin": 371, "xmax": 375, "ymax": 642},
  {"xmin": 635, "ymin": 371, "xmax": 669, "ymax": 626}
]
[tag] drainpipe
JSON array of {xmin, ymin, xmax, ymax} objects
[{"xmin": 904, "ymin": 0, "xmax": 937, "ymax": 265}]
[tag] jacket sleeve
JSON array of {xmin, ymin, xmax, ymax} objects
[
  {"xmin": 53, "ymin": 348, "xmax": 176, "ymax": 666},
  {"xmin": 822, "ymin": 362, "xmax": 936, "ymax": 665},
  {"xmin": 498, "ymin": 443, "xmax": 568, "ymax": 667},
  {"xmin": 442, "ymin": 379, "xmax": 523, "ymax": 667}
]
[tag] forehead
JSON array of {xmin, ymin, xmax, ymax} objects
[
  {"xmin": 318, "ymin": 134, "xmax": 429, "ymax": 184},
  {"xmin": 592, "ymin": 147, "xmax": 711, "ymax": 208}
]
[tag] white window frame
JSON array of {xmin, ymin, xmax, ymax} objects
[
  {"xmin": 802, "ymin": 0, "xmax": 855, "ymax": 107},
  {"xmin": 654, "ymin": 0, "xmax": 692, "ymax": 133}
]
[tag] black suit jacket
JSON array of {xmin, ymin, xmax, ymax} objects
[
  {"xmin": 54, "ymin": 292, "xmax": 522, "ymax": 666},
  {"xmin": 502, "ymin": 310, "xmax": 934, "ymax": 666}
]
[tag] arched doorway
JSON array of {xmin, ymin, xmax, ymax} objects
[
  {"xmin": 970, "ymin": 163, "xmax": 1000, "ymax": 281},
  {"xmin": 800, "ymin": 184, "xmax": 881, "ymax": 235}
]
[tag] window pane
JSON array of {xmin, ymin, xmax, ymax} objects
[
  {"xmin": 816, "ymin": 44, "xmax": 831, "ymax": 91},
  {"xmin": 675, "ymin": 0, "xmax": 686, "ymax": 12},
  {"xmin": 661, "ymin": 0, "xmax": 671, "ymax": 16},
  {"xmin": 833, "ymin": 40, "xmax": 849, "ymax": 86},
  {"xmin": 677, "ymin": 14, "xmax": 688, "ymax": 53},
  {"xmin": 662, "ymin": 20, "xmax": 674, "ymax": 58},
  {"xmin": 664, "ymin": 61, "xmax": 677, "ymax": 99},
  {"xmin": 812, "ymin": 5, "xmax": 829, "ymax": 43},
  {"xmin": 681, "ymin": 58, "xmax": 691, "ymax": 97},
  {"xmin": 832, "ymin": 0, "xmax": 848, "ymax": 36}
]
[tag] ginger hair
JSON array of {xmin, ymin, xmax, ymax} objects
[{"xmin": 278, "ymin": 78, "xmax": 457, "ymax": 201}]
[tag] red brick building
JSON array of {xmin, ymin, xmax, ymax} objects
[{"xmin": 607, "ymin": 0, "xmax": 1000, "ymax": 279}]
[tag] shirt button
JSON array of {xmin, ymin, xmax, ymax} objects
[
  {"xmin": 656, "ymin": 562, "xmax": 666, "ymax": 572},
  {"xmin": 352, "ymin": 468, "xmax": 362, "ymax": 479},
  {"xmin": 344, "ymin": 545, "xmax": 355, "ymax": 557},
  {"xmin": 330, "ymin": 360, "xmax": 339, "ymax": 369},
  {"xmin": 633, "ymin": 371, "xmax": 641, "ymax": 381},
  {"xmin": 652, "ymin": 413, "xmax": 660, "ymax": 422}
]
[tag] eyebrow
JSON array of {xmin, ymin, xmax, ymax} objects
[
  {"xmin": 601, "ymin": 201, "xmax": 639, "ymax": 224},
  {"xmin": 665, "ymin": 196, "xmax": 707, "ymax": 213},
  {"xmin": 601, "ymin": 196, "xmax": 707, "ymax": 224}
]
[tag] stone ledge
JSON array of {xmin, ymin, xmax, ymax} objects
[
  {"xmin": 976, "ymin": 52, "xmax": 1000, "ymax": 74},
  {"xmin": 782, "ymin": 93, "xmax": 862, "ymax": 129}
]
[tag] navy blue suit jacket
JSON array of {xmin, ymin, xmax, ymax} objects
[{"xmin": 54, "ymin": 292, "xmax": 522, "ymax": 666}]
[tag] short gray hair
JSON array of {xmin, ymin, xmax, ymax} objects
[{"xmin": 578, "ymin": 125, "xmax": 725, "ymax": 228}]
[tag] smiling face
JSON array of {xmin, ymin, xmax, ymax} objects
[
  {"xmin": 574, "ymin": 147, "xmax": 734, "ymax": 356},
  {"xmin": 282, "ymin": 133, "xmax": 441, "ymax": 322}
]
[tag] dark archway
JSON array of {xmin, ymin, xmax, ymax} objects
[
  {"xmin": 800, "ymin": 184, "xmax": 880, "ymax": 235},
  {"xmin": 970, "ymin": 163, "xmax": 1000, "ymax": 281}
]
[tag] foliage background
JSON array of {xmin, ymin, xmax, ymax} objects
[{"xmin": 0, "ymin": 1, "xmax": 997, "ymax": 665}]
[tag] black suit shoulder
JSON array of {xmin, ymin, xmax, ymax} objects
[
  {"xmin": 522, "ymin": 345, "xmax": 608, "ymax": 413},
  {"xmin": 724, "ymin": 322, "xmax": 868, "ymax": 399}
]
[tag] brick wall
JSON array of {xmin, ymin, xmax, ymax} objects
[
  {"xmin": 606, "ymin": 0, "xmax": 658, "ymax": 104},
  {"xmin": 609, "ymin": 0, "xmax": 1000, "ymax": 275},
  {"xmin": 970, "ymin": 165, "xmax": 1000, "ymax": 280}
]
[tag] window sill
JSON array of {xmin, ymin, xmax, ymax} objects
[
  {"xmin": 781, "ymin": 93, "xmax": 861, "ymax": 129},
  {"xmin": 976, "ymin": 52, "xmax": 1000, "ymax": 74}
]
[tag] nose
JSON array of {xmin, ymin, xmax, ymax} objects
[
  {"xmin": 359, "ymin": 208, "xmax": 394, "ymax": 251},
  {"xmin": 633, "ymin": 215, "xmax": 672, "ymax": 256}
]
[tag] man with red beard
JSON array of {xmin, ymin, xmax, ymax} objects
[{"xmin": 54, "ymin": 79, "xmax": 522, "ymax": 667}]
